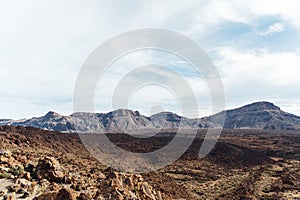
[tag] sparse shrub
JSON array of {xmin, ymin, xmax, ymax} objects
[
  {"xmin": 262, "ymin": 188, "xmax": 270, "ymax": 193},
  {"xmin": 11, "ymin": 150, "xmax": 19, "ymax": 154},
  {"xmin": 0, "ymin": 172, "xmax": 10, "ymax": 178},
  {"xmin": 10, "ymin": 165, "xmax": 24, "ymax": 176}
]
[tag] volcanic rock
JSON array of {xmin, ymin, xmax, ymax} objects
[{"xmin": 35, "ymin": 156, "xmax": 65, "ymax": 182}]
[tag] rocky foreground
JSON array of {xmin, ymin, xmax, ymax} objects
[
  {"xmin": 0, "ymin": 126, "xmax": 300, "ymax": 199},
  {"xmin": 0, "ymin": 151, "xmax": 163, "ymax": 200}
]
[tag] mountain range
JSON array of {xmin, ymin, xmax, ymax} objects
[{"xmin": 1, "ymin": 101, "xmax": 300, "ymax": 132}]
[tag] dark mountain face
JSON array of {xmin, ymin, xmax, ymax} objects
[
  {"xmin": 2, "ymin": 101, "xmax": 300, "ymax": 132},
  {"xmin": 240, "ymin": 101, "xmax": 280, "ymax": 111},
  {"xmin": 205, "ymin": 102, "xmax": 300, "ymax": 130},
  {"xmin": 12, "ymin": 111, "xmax": 75, "ymax": 132}
]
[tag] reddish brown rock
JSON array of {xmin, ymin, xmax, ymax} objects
[
  {"xmin": 77, "ymin": 192, "xmax": 92, "ymax": 200},
  {"xmin": 56, "ymin": 188, "xmax": 77, "ymax": 200},
  {"xmin": 34, "ymin": 187, "xmax": 77, "ymax": 200},
  {"xmin": 33, "ymin": 191, "xmax": 57, "ymax": 200},
  {"xmin": 36, "ymin": 156, "xmax": 64, "ymax": 182}
]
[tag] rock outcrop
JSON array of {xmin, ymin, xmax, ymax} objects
[
  {"xmin": 36, "ymin": 156, "xmax": 65, "ymax": 182},
  {"xmin": 34, "ymin": 187, "xmax": 77, "ymax": 200}
]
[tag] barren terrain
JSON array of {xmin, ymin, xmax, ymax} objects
[{"xmin": 0, "ymin": 126, "xmax": 299, "ymax": 199}]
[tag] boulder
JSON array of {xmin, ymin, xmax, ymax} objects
[
  {"xmin": 16, "ymin": 178, "xmax": 32, "ymax": 190},
  {"xmin": 77, "ymin": 193, "xmax": 91, "ymax": 200},
  {"xmin": 35, "ymin": 157, "xmax": 64, "ymax": 182},
  {"xmin": 23, "ymin": 171, "xmax": 31, "ymax": 181},
  {"xmin": 0, "ymin": 149, "xmax": 11, "ymax": 157},
  {"xmin": 56, "ymin": 188, "xmax": 77, "ymax": 200},
  {"xmin": 97, "ymin": 171, "xmax": 162, "ymax": 200},
  {"xmin": 3, "ymin": 192, "xmax": 15, "ymax": 200},
  {"xmin": 141, "ymin": 182, "xmax": 156, "ymax": 200},
  {"xmin": 34, "ymin": 187, "xmax": 77, "ymax": 200}
]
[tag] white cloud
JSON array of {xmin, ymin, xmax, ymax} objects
[
  {"xmin": 184, "ymin": 0, "xmax": 300, "ymax": 38},
  {"xmin": 94, "ymin": 50, "xmax": 211, "ymax": 118},
  {"xmin": 182, "ymin": 0, "xmax": 251, "ymax": 36},
  {"xmin": 217, "ymin": 48, "xmax": 300, "ymax": 86},
  {"xmin": 0, "ymin": 0, "xmax": 300, "ymax": 118},
  {"xmin": 215, "ymin": 47, "xmax": 300, "ymax": 115},
  {"xmin": 246, "ymin": 0, "xmax": 300, "ymax": 29},
  {"xmin": 256, "ymin": 22, "xmax": 285, "ymax": 36}
]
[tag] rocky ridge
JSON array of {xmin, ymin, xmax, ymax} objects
[
  {"xmin": 1, "ymin": 101, "xmax": 300, "ymax": 132},
  {"xmin": 204, "ymin": 102, "xmax": 300, "ymax": 130}
]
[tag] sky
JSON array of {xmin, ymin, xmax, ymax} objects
[{"xmin": 0, "ymin": 0, "xmax": 300, "ymax": 119}]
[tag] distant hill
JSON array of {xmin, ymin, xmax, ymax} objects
[
  {"xmin": 204, "ymin": 102, "xmax": 300, "ymax": 130},
  {"xmin": 1, "ymin": 101, "xmax": 300, "ymax": 132}
]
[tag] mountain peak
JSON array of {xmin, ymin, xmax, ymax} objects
[
  {"xmin": 45, "ymin": 111, "xmax": 61, "ymax": 118},
  {"xmin": 151, "ymin": 111, "xmax": 180, "ymax": 117},
  {"xmin": 242, "ymin": 101, "xmax": 280, "ymax": 111},
  {"xmin": 206, "ymin": 101, "xmax": 300, "ymax": 130},
  {"xmin": 109, "ymin": 109, "xmax": 136, "ymax": 116}
]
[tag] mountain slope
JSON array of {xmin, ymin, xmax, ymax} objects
[
  {"xmin": 10, "ymin": 109, "xmax": 206, "ymax": 132},
  {"xmin": 13, "ymin": 111, "xmax": 76, "ymax": 131},
  {"xmin": 2, "ymin": 101, "xmax": 300, "ymax": 132},
  {"xmin": 205, "ymin": 102, "xmax": 300, "ymax": 130}
]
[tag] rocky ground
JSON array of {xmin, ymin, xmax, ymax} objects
[{"xmin": 0, "ymin": 126, "xmax": 299, "ymax": 199}]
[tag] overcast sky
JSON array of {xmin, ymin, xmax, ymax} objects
[{"xmin": 1, "ymin": 0, "xmax": 300, "ymax": 119}]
